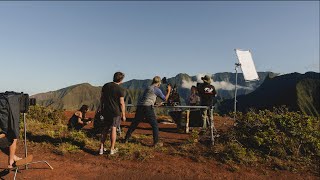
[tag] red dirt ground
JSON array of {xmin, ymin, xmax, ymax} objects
[{"xmin": 0, "ymin": 111, "xmax": 318, "ymax": 179}]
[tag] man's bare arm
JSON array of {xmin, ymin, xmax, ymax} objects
[
  {"xmin": 120, "ymin": 97, "xmax": 126, "ymax": 121},
  {"xmin": 164, "ymin": 85, "xmax": 172, "ymax": 101}
]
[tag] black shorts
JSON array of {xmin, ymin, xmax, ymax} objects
[
  {"xmin": 0, "ymin": 136, "xmax": 13, "ymax": 149},
  {"xmin": 103, "ymin": 115, "xmax": 121, "ymax": 129}
]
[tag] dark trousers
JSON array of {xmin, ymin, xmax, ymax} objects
[
  {"xmin": 69, "ymin": 119, "xmax": 91, "ymax": 131},
  {"xmin": 125, "ymin": 106, "xmax": 159, "ymax": 144}
]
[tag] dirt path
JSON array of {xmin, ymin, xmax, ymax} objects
[
  {"xmin": 0, "ymin": 112, "xmax": 317, "ymax": 179},
  {"xmin": 1, "ymin": 147, "xmax": 316, "ymax": 180}
]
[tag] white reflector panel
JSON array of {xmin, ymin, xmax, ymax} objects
[{"xmin": 235, "ymin": 49, "xmax": 259, "ymax": 81}]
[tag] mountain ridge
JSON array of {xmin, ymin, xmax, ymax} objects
[
  {"xmin": 219, "ymin": 71, "xmax": 320, "ymax": 117},
  {"xmin": 32, "ymin": 71, "xmax": 275, "ymax": 110}
]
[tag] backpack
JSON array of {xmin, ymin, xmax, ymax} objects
[{"xmin": 93, "ymin": 110, "xmax": 104, "ymax": 133}]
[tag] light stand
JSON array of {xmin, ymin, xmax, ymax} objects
[
  {"xmin": 233, "ymin": 49, "xmax": 260, "ymax": 121},
  {"xmin": 234, "ymin": 63, "xmax": 241, "ymax": 120},
  {"xmin": 13, "ymin": 113, "xmax": 53, "ymax": 180},
  {"xmin": 23, "ymin": 113, "xmax": 28, "ymax": 169}
]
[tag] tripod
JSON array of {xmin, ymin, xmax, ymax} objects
[
  {"xmin": 13, "ymin": 113, "xmax": 53, "ymax": 180},
  {"xmin": 208, "ymin": 106, "xmax": 218, "ymax": 146}
]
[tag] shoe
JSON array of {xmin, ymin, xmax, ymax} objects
[
  {"xmin": 99, "ymin": 148, "xmax": 103, "ymax": 155},
  {"xmin": 154, "ymin": 142, "xmax": 163, "ymax": 148},
  {"xmin": 110, "ymin": 148, "xmax": 118, "ymax": 155},
  {"xmin": 99, "ymin": 147, "xmax": 108, "ymax": 155}
]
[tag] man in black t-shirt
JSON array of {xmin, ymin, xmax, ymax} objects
[
  {"xmin": 99, "ymin": 72, "xmax": 126, "ymax": 155},
  {"xmin": 197, "ymin": 75, "xmax": 217, "ymax": 130}
]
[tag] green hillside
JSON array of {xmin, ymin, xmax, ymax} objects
[{"xmin": 32, "ymin": 83, "xmax": 101, "ymax": 110}]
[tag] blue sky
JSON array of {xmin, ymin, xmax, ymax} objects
[{"xmin": 0, "ymin": 1, "xmax": 319, "ymax": 95}]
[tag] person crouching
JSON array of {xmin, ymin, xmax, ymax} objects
[{"xmin": 68, "ymin": 105, "xmax": 92, "ymax": 130}]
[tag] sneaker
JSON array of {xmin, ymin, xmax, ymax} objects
[
  {"xmin": 99, "ymin": 148, "xmax": 104, "ymax": 155},
  {"xmin": 154, "ymin": 142, "xmax": 163, "ymax": 148},
  {"xmin": 99, "ymin": 148, "xmax": 108, "ymax": 155},
  {"xmin": 110, "ymin": 148, "xmax": 119, "ymax": 155}
]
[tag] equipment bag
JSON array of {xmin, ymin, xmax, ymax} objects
[
  {"xmin": 0, "ymin": 92, "xmax": 22, "ymax": 140},
  {"xmin": 93, "ymin": 110, "xmax": 104, "ymax": 133}
]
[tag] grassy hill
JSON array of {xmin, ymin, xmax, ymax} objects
[
  {"xmin": 219, "ymin": 72, "xmax": 320, "ymax": 117},
  {"xmin": 32, "ymin": 83, "xmax": 101, "ymax": 110}
]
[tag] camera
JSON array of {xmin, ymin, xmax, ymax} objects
[
  {"xmin": 196, "ymin": 82, "xmax": 203, "ymax": 91},
  {"xmin": 3, "ymin": 92, "xmax": 36, "ymax": 113},
  {"xmin": 161, "ymin": 77, "xmax": 180, "ymax": 106},
  {"xmin": 161, "ymin": 77, "xmax": 170, "ymax": 86},
  {"xmin": 20, "ymin": 94, "xmax": 36, "ymax": 113}
]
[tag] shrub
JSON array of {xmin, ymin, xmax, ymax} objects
[
  {"xmin": 233, "ymin": 108, "xmax": 320, "ymax": 158},
  {"xmin": 215, "ymin": 107, "xmax": 320, "ymax": 172},
  {"xmin": 26, "ymin": 105, "xmax": 66, "ymax": 124}
]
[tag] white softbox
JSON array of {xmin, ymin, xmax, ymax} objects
[{"xmin": 235, "ymin": 49, "xmax": 259, "ymax": 81}]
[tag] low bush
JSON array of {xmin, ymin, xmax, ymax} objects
[
  {"xmin": 25, "ymin": 105, "xmax": 66, "ymax": 124},
  {"xmin": 214, "ymin": 107, "xmax": 319, "ymax": 172}
]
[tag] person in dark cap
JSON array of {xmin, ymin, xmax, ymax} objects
[{"xmin": 197, "ymin": 75, "xmax": 217, "ymax": 130}]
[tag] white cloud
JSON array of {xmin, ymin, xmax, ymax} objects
[
  {"xmin": 181, "ymin": 80, "xmax": 197, "ymax": 89},
  {"xmin": 182, "ymin": 73, "xmax": 253, "ymax": 90}
]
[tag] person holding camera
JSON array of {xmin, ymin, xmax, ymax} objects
[
  {"xmin": 99, "ymin": 72, "xmax": 126, "ymax": 155},
  {"xmin": 67, "ymin": 105, "xmax": 92, "ymax": 130},
  {"xmin": 197, "ymin": 75, "xmax": 217, "ymax": 130},
  {"xmin": 188, "ymin": 85, "xmax": 200, "ymax": 106},
  {"xmin": 124, "ymin": 76, "xmax": 171, "ymax": 147}
]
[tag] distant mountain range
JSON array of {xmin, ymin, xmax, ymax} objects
[
  {"xmin": 219, "ymin": 72, "xmax": 320, "ymax": 117},
  {"xmin": 32, "ymin": 71, "xmax": 320, "ymax": 117},
  {"xmin": 32, "ymin": 72, "xmax": 274, "ymax": 110}
]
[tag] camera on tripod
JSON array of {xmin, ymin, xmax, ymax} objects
[
  {"xmin": 2, "ymin": 91, "xmax": 36, "ymax": 113},
  {"xmin": 161, "ymin": 77, "xmax": 181, "ymax": 106},
  {"xmin": 196, "ymin": 82, "xmax": 204, "ymax": 92},
  {"xmin": 20, "ymin": 94, "xmax": 37, "ymax": 113},
  {"xmin": 161, "ymin": 77, "xmax": 170, "ymax": 86}
]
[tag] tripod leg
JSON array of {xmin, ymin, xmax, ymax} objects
[
  {"xmin": 210, "ymin": 107, "xmax": 215, "ymax": 146},
  {"xmin": 14, "ymin": 168, "xmax": 18, "ymax": 180},
  {"xmin": 23, "ymin": 113, "xmax": 28, "ymax": 170}
]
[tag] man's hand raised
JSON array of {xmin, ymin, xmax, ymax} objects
[{"xmin": 167, "ymin": 84, "xmax": 172, "ymax": 92}]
